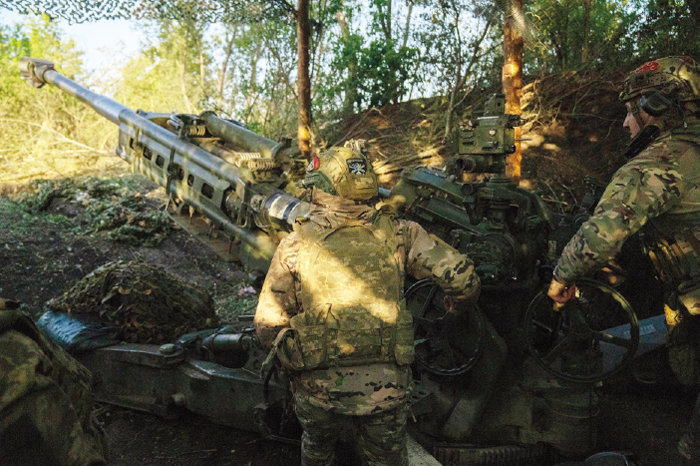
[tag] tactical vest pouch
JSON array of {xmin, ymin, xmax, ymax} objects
[
  {"xmin": 394, "ymin": 300, "xmax": 415, "ymax": 366},
  {"xmin": 325, "ymin": 306, "xmax": 384, "ymax": 366},
  {"xmin": 270, "ymin": 327, "xmax": 306, "ymax": 372},
  {"xmin": 640, "ymin": 228, "xmax": 698, "ymax": 289},
  {"xmin": 287, "ymin": 309, "xmax": 330, "ymax": 370}
]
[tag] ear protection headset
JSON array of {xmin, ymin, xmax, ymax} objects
[{"xmin": 640, "ymin": 90, "xmax": 675, "ymax": 117}]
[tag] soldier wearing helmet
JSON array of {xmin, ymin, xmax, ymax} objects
[
  {"xmin": 255, "ymin": 142, "xmax": 480, "ymax": 465},
  {"xmin": 547, "ymin": 56, "xmax": 700, "ymax": 461},
  {"xmin": 0, "ymin": 298, "xmax": 106, "ymax": 465}
]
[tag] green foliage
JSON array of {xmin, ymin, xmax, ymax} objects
[
  {"xmin": 628, "ymin": 0, "xmax": 699, "ymax": 61},
  {"xmin": 114, "ymin": 17, "xmax": 214, "ymax": 114},
  {"xmin": 333, "ymin": 35, "xmax": 417, "ymax": 108},
  {"xmin": 523, "ymin": 0, "xmax": 698, "ymax": 72},
  {"xmin": 360, "ymin": 40, "xmax": 418, "ymax": 107},
  {"xmin": 0, "ymin": 16, "xmax": 115, "ymax": 179},
  {"xmin": 321, "ymin": 0, "xmax": 420, "ymax": 114},
  {"xmin": 417, "ymin": 1, "xmax": 502, "ymax": 91},
  {"xmin": 215, "ymin": 290, "xmax": 259, "ymax": 320},
  {"xmin": 3, "ymin": 0, "xmax": 698, "ymax": 166},
  {"xmin": 17, "ymin": 176, "xmax": 172, "ymax": 246},
  {"xmin": 0, "ymin": 196, "xmax": 70, "ymax": 238}
]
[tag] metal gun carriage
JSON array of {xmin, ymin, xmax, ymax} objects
[{"xmin": 20, "ymin": 57, "xmax": 665, "ymax": 464}]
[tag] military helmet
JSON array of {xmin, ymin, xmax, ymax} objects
[
  {"xmin": 303, "ymin": 146, "xmax": 378, "ymax": 200},
  {"xmin": 619, "ymin": 56, "xmax": 700, "ymax": 104}
]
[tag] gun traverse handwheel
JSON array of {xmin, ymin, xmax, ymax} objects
[
  {"xmin": 524, "ymin": 278, "xmax": 639, "ymax": 383},
  {"xmin": 404, "ymin": 279, "xmax": 483, "ymax": 376}
]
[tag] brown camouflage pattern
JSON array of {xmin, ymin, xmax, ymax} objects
[
  {"xmin": 0, "ymin": 309, "xmax": 106, "ymax": 465},
  {"xmin": 554, "ymin": 124, "xmax": 700, "ymax": 292}
]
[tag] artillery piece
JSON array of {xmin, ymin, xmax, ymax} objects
[{"xmin": 19, "ymin": 57, "xmax": 666, "ymax": 464}]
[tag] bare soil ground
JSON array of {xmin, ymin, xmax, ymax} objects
[{"xmin": 1, "ymin": 71, "xmax": 696, "ymax": 464}]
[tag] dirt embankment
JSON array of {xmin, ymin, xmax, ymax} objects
[{"xmin": 332, "ymin": 69, "xmax": 629, "ymax": 213}]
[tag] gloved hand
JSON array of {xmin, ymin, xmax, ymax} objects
[{"xmin": 547, "ymin": 279, "xmax": 577, "ymax": 307}]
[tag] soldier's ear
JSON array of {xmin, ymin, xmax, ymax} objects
[{"xmin": 640, "ymin": 91, "xmax": 673, "ymax": 117}]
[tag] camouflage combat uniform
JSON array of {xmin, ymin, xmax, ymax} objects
[
  {"xmin": 554, "ymin": 121, "xmax": 700, "ymax": 303},
  {"xmin": 0, "ymin": 301, "xmax": 106, "ymax": 465},
  {"xmin": 556, "ymin": 122, "xmax": 700, "ymax": 386},
  {"xmin": 550, "ymin": 56, "xmax": 700, "ymax": 461},
  {"xmin": 255, "ymin": 188, "xmax": 480, "ymax": 466}
]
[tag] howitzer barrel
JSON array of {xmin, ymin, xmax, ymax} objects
[
  {"xmin": 19, "ymin": 57, "xmax": 309, "ymax": 270},
  {"xmin": 20, "ymin": 57, "xmax": 124, "ymax": 125},
  {"xmin": 18, "ymin": 57, "xmax": 246, "ymax": 188}
]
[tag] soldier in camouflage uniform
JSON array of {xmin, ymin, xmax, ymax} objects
[
  {"xmin": 255, "ymin": 144, "xmax": 480, "ymax": 466},
  {"xmin": 0, "ymin": 298, "xmax": 106, "ymax": 465},
  {"xmin": 547, "ymin": 56, "xmax": 700, "ymax": 461}
]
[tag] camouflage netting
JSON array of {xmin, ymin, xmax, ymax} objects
[
  {"xmin": 17, "ymin": 177, "xmax": 172, "ymax": 246},
  {"xmin": 47, "ymin": 260, "xmax": 218, "ymax": 344},
  {"xmin": 0, "ymin": 0, "xmax": 293, "ymax": 23}
]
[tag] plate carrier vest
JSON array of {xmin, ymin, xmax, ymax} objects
[{"xmin": 276, "ymin": 213, "xmax": 414, "ymax": 371}]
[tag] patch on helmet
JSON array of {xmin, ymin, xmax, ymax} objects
[
  {"xmin": 347, "ymin": 158, "xmax": 367, "ymax": 175},
  {"xmin": 635, "ymin": 60, "xmax": 659, "ymax": 74},
  {"xmin": 307, "ymin": 156, "xmax": 320, "ymax": 172}
]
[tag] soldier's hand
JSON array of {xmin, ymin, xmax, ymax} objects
[
  {"xmin": 547, "ymin": 279, "xmax": 576, "ymax": 309},
  {"xmin": 443, "ymin": 295, "xmax": 473, "ymax": 315},
  {"xmin": 443, "ymin": 295, "xmax": 456, "ymax": 314}
]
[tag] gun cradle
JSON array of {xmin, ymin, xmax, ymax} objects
[{"xmin": 115, "ymin": 111, "xmax": 309, "ymax": 271}]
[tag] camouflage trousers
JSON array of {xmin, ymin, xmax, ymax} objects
[{"xmin": 294, "ymin": 393, "xmax": 409, "ymax": 466}]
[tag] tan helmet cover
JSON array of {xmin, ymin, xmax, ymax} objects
[
  {"xmin": 620, "ymin": 56, "xmax": 700, "ymax": 103},
  {"xmin": 304, "ymin": 147, "xmax": 378, "ymax": 200}
]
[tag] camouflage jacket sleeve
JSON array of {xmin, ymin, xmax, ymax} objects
[
  {"xmin": 554, "ymin": 138, "xmax": 692, "ymax": 284},
  {"xmin": 254, "ymin": 232, "xmax": 301, "ymax": 350},
  {"xmin": 400, "ymin": 219, "xmax": 481, "ymax": 302},
  {"xmin": 0, "ymin": 329, "xmax": 106, "ymax": 465}
]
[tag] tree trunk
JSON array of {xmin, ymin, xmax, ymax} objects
[
  {"xmin": 581, "ymin": 0, "xmax": 591, "ymax": 63},
  {"xmin": 336, "ymin": 10, "xmax": 358, "ymax": 115},
  {"xmin": 216, "ymin": 29, "xmax": 236, "ymax": 111},
  {"xmin": 379, "ymin": 0, "xmax": 392, "ymax": 42},
  {"xmin": 297, "ymin": 0, "xmax": 312, "ymax": 160},
  {"xmin": 502, "ymin": 0, "xmax": 523, "ymax": 182},
  {"xmin": 245, "ymin": 35, "xmax": 263, "ymax": 113},
  {"xmin": 444, "ymin": 84, "xmax": 459, "ymax": 141},
  {"xmin": 387, "ymin": 0, "xmax": 392, "ymax": 41},
  {"xmin": 444, "ymin": 13, "xmax": 462, "ymax": 140},
  {"xmin": 198, "ymin": 41, "xmax": 206, "ymax": 102},
  {"xmin": 402, "ymin": 0, "xmax": 413, "ymax": 49}
]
